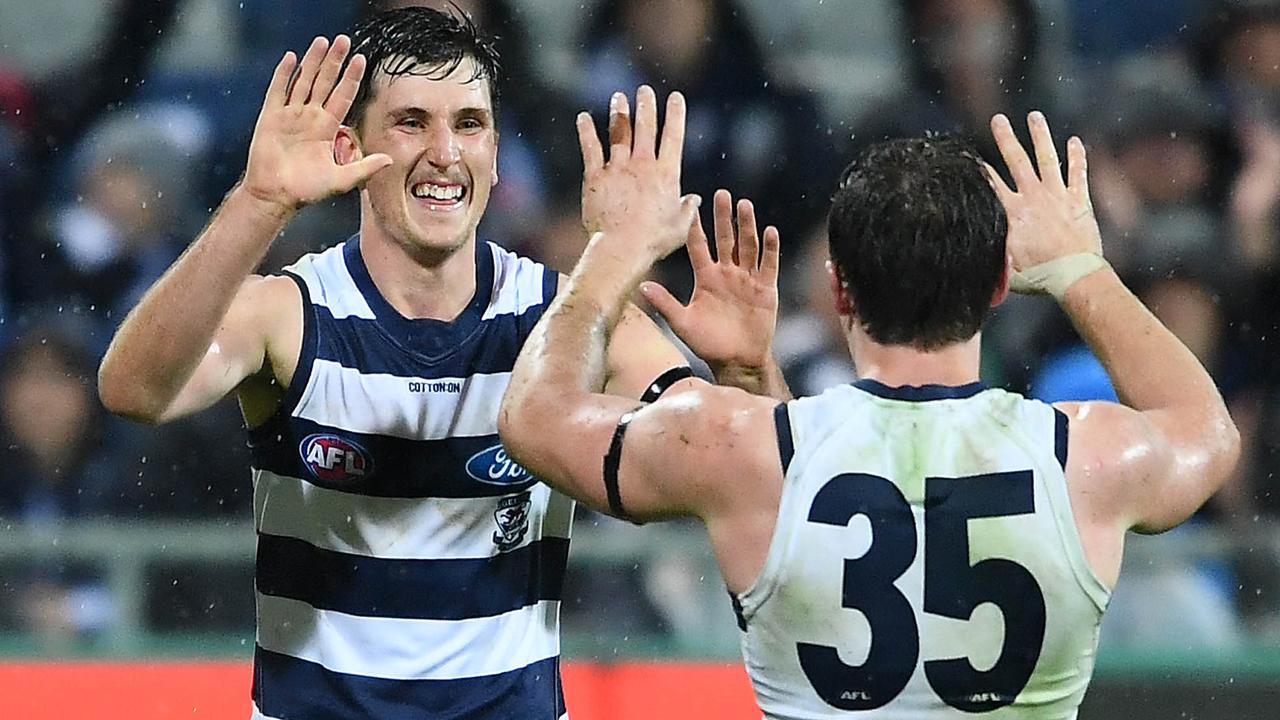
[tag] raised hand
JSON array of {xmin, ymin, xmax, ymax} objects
[
  {"xmin": 242, "ymin": 35, "xmax": 392, "ymax": 213},
  {"xmin": 988, "ymin": 111, "xmax": 1103, "ymax": 282},
  {"xmin": 640, "ymin": 189, "xmax": 780, "ymax": 371},
  {"xmin": 577, "ymin": 86, "xmax": 699, "ymax": 260}
]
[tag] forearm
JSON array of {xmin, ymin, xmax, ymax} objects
[
  {"xmin": 99, "ymin": 185, "xmax": 291, "ymax": 414},
  {"xmin": 494, "ymin": 233, "xmax": 650, "ymax": 481},
  {"xmin": 1061, "ymin": 268, "xmax": 1236, "ymax": 459},
  {"xmin": 712, "ymin": 354, "xmax": 792, "ymax": 401}
]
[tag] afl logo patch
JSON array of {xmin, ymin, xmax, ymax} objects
[
  {"xmin": 466, "ymin": 444, "xmax": 534, "ymax": 486},
  {"xmin": 300, "ymin": 434, "xmax": 372, "ymax": 482}
]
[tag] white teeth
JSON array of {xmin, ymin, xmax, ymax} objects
[{"xmin": 412, "ymin": 183, "xmax": 464, "ymax": 201}]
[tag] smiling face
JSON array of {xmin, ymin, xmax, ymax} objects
[{"xmin": 338, "ymin": 56, "xmax": 497, "ymax": 258}]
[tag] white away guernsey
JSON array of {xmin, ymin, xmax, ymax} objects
[{"xmin": 736, "ymin": 380, "xmax": 1111, "ymax": 719}]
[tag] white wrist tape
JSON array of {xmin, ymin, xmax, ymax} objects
[{"xmin": 1009, "ymin": 253, "xmax": 1111, "ymax": 300}]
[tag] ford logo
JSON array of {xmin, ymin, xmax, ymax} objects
[{"xmin": 466, "ymin": 444, "xmax": 535, "ymax": 486}]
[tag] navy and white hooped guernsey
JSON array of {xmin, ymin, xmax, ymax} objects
[{"xmin": 247, "ymin": 237, "xmax": 572, "ymax": 720}]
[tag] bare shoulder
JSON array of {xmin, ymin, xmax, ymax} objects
[
  {"xmin": 1055, "ymin": 400, "xmax": 1165, "ymax": 522},
  {"xmin": 233, "ymin": 274, "xmax": 305, "ymax": 379},
  {"xmin": 643, "ymin": 381, "xmax": 779, "ymax": 439},
  {"xmin": 630, "ymin": 382, "xmax": 784, "ymax": 512}
]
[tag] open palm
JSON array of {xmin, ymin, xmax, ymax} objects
[
  {"xmin": 641, "ymin": 189, "xmax": 780, "ymax": 371},
  {"xmin": 243, "ymin": 35, "xmax": 392, "ymax": 212}
]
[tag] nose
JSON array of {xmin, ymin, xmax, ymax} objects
[{"xmin": 423, "ymin": 121, "xmax": 461, "ymax": 169}]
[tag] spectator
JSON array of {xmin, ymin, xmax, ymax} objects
[
  {"xmin": 0, "ymin": 323, "xmax": 123, "ymax": 645},
  {"xmin": 30, "ymin": 105, "xmax": 209, "ymax": 347},
  {"xmin": 574, "ymin": 0, "xmax": 839, "ymax": 293},
  {"xmin": 855, "ymin": 0, "xmax": 1070, "ymax": 159},
  {"xmin": 1085, "ymin": 57, "xmax": 1231, "ymax": 277}
]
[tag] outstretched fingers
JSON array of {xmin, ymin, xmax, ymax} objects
[
  {"xmin": 686, "ymin": 208, "xmax": 714, "ymax": 272},
  {"xmin": 265, "ymin": 51, "xmax": 298, "ymax": 107},
  {"xmin": 308, "ymin": 34, "xmax": 352, "ymax": 105},
  {"xmin": 760, "ymin": 225, "xmax": 781, "ymax": 284},
  {"xmin": 334, "ymin": 152, "xmax": 393, "ymax": 192},
  {"xmin": 632, "ymin": 85, "xmax": 658, "ymax": 159},
  {"xmin": 659, "ymin": 91, "xmax": 686, "ymax": 177},
  {"xmin": 577, "ymin": 112, "xmax": 604, "ymax": 174},
  {"xmin": 1067, "ymin": 136, "xmax": 1090, "ymax": 198},
  {"xmin": 712, "ymin": 189, "xmax": 735, "ymax": 263},
  {"xmin": 737, "ymin": 198, "xmax": 760, "ymax": 270},
  {"xmin": 1027, "ymin": 111, "xmax": 1064, "ymax": 190},
  {"xmin": 607, "ymin": 92, "xmax": 632, "ymax": 166},
  {"xmin": 990, "ymin": 113, "xmax": 1037, "ymax": 191},
  {"xmin": 324, "ymin": 53, "xmax": 367, "ymax": 122},
  {"xmin": 984, "ymin": 162, "xmax": 1016, "ymax": 205},
  {"xmin": 287, "ymin": 36, "xmax": 330, "ymax": 105}
]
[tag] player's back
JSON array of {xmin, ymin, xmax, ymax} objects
[
  {"xmin": 736, "ymin": 380, "xmax": 1110, "ymax": 719},
  {"xmin": 246, "ymin": 237, "xmax": 571, "ymax": 720}
]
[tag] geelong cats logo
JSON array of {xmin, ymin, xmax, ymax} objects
[
  {"xmin": 493, "ymin": 491, "xmax": 532, "ymax": 551},
  {"xmin": 300, "ymin": 434, "xmax": 372, "ymax": 483}
]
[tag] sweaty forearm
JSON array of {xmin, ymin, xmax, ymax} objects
[
  {"xmin": 713, "ymin": 355, "xmax": 792, "ymax": 401},
  {"xmin": 99, "ymin": 185, "xmax": 292, "ymax": 413},
  {"xmin": 1060, "ymin": 268, "xmax": 1229, "ymax": 422}
]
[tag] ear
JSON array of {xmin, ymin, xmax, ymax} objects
[
  {"xmin": 827, "ymin": 260, "xmax": 853, "ymax": 316},
  {"xmin": 990, "ymin": 254, "xmax": 1012, "ymax": 307},
  {"xmin": 491, "ymin": 139, "xmax": 499, "ymax": 187},
  {"xmin": 335, "ymin": 126, "xmax": 362, "ymax": 166}
]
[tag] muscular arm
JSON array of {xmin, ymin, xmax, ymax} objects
[
  {"xmin": 555, "ymin": 274, "xmax": 693, "ymax": 400},
  {"xmin": 98, "ymin": 189, "xmax": 294, "ymax": 423},
  {"xmin": 98, "ymin": 36, "xmax": 390, "ymax": 424},
  {"xmin": 505, "ymin": 235, "xmax": 777, "ymax": 521},
  {"xmin": 502, "ymin": 87, "xmax": 780, "ymax": 519},
  {"xmin": 1056, "ymin": 269, "xmax": 1239, "ymax": 533},
  {"xmin": 989, "ymin": 111, "xmax": 1240, "ymax": 536}
]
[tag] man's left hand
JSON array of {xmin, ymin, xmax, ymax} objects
[{"xmin": 640, "ymin": 189, "xmax": 780, "ymax": 373}]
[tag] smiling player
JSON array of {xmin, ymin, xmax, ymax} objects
[{"xmin": 94, "ymin": 7, "xmax": 792, "ymax": 719}]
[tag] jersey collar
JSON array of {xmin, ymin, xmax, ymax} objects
[{"xmin": 852, "ymin": 378, "xmax": 988, "ymax": 401}]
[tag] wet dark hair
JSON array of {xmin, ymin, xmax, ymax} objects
[
  {"xmin": 345, "ymin": 6, "xmax": 502, "ymax": 130},
  {"xmin": 827, "ymin": 135, "xmax": 1007, "ymax": 349}
]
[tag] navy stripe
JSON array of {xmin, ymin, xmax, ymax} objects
[
  {"xmin": 279, "ymin": 270, "xmax": 318, "ymax": 416},
  {"xmin": 249, "ymin": 414, "xmax": 540, "ymax": 498},
  {"xmin": 853, "ymin": 378, "xmax": 987, "ymax": 401},
  {"xmin": 730, "ymin": 591, "xmax": 748, "ymax": 631},
  {"xmin": 344, "ymin": 237, "xmax": 497, "ymax": 353},
  {"xmin": 256, "ymin": 533, "xmax": 570, "ymax": 620},
  {"xmin": 1054, "ymin": 408, "xmax": 1069, "ymax": 471},
  {"xmin": 773, "ymin": 403, "xmax": 795, "ymax": 474},
  {"xmin": 312, "ymin": 305, "xmax": 532, "ymax": 377},
  {"xmin": 253, "ymin": 647, "xmax": 565, "ymax": 720},
  {"xmin": 542, "ymin": 264, "xmax": 560, "ymax": 304}
]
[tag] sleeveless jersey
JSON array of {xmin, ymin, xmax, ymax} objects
[
  {"xmin": 736, "ymin": 380, "xmax": 1111, "ymax": 719},
  {"xmin": 246, "ymin": 237, "xmax": 573, "ymax": 720}
]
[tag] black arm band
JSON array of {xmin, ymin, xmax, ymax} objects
[
  {"xmin": 603, "ymin": 410, "xmax": 640, "ymax": 524},
  {"xmin": 640, "ymin": 366, "xmax": 695, "ymax": 403}
]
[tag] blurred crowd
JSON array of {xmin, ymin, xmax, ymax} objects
[{"xmin": 0, "ymin": 0, "xmax": 1278, "ymax": 654}]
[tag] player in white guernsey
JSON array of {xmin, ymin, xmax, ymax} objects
[
  {"xmin": 96, "ymin": 8, "xmax": 788, "ymax": 719},
  {"xmin": 500, "ymin": 90, "xmax": 1241, "ymax": 719}
]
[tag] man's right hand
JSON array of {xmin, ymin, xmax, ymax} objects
[
  {"xmin": 242, "ymin": 35, "xmax": 392, "ymax": 214},
  {"xmin": 988, "ymin": 111, "xmax": 1104, "ymax": 272}
]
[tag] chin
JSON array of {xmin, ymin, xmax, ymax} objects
[{"xmin": 402, "ymin": 224, "xmax": 472, "ymax": 256}]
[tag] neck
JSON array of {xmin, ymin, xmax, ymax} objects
[
  {"xmin": 358, "ymin": 220, "xmax": 478, "ymax": 322},
  {"xmin": 847, "ymin": 321, "xmax": 983, "ymax": 388}
]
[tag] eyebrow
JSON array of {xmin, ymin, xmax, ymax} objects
[{"xmin": 387, "ymin": 106, "xmax": 493, "ymax": 120}]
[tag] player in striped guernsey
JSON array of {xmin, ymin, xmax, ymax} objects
[
  {"xmin": 98, "ymin": 7, "xmax": 788, "ymax": 719},
  {"xmin": 501, "ymin": 91, "xmax": 1241, "ymax": 718}
]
